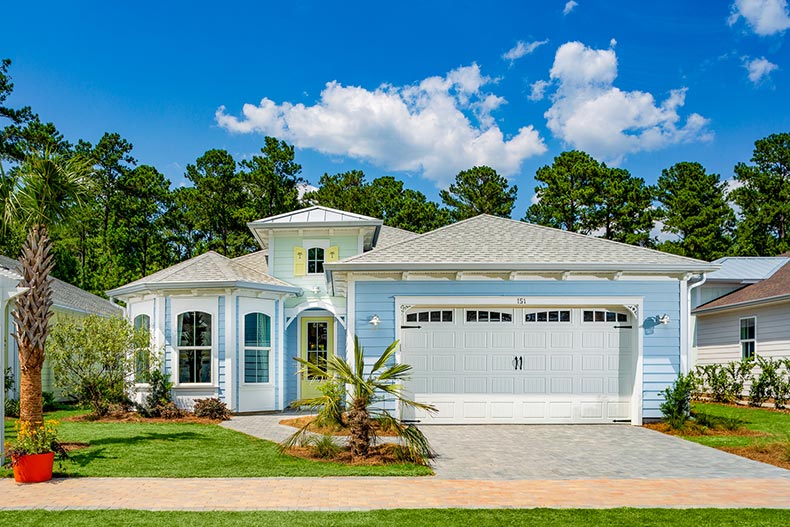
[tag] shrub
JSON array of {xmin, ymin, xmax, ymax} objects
[
  {"xmin": 659, "ymin": 372, "xmax": 695, "ymax": 430},
  {"xmin": 142, "ymin": 369, "xmax": 174, "ymax": 417},
  {"xmin": 3, "ymin": 367, "xmax": 13, "ymax": 395},
  {"xmin": 42, "ymin": 391, "xmax": 57, "ymax": 412},
  {"xmin": 694, "ymin": 360, "xmax": 753, "ymax": 403},
  {"xmin": 159, "ymin": 402, "xmax": 184, "ymax": 419},
  {"xmin": 193, "ymin": 398, "xmax": 232, "ymax": 420},
  {"xmin": 48, "ymin": 315, "xmax": 156, "ymax": 417},
  {"xmin": 4, "ymin": 398, "xmax": 20, "ymax": 418},
  {"xmin": 749, "ymin": 356, "xmax": 784, "ymax": 407},
  {"xmin": 304, "ymin": 434, "xmax": 342, "ymax": 459}
]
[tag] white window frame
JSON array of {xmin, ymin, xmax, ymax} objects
[
  {"xmin": 133, "ymin": 313, "xmax": 152, "ymax": 385},
  {"xmin": 463, "ymin": 309, "xmax": 514, "ymax": 323},
  {"xmin": 242, "ymin": 312, "xmax": 273, "ymax": 385},
  {"xmin": 739, "ymin": 316, "xmax": 756, "ymax": 360},
  {"xmin": 176, "ymin": 310, "xmax": 214, "ymax": 386},
  {"xmin": 303, "ymin": 239, "xmax": 330, "ymax": 275}
]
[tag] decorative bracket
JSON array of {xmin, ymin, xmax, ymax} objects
[{"xmin": 624, "ymin": 304, "xmax": 638, "ymax": 319}]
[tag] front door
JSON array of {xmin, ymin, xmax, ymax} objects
[{"xmin": 300, "ymin": 317, "xmax": 334, "ymax": 400}]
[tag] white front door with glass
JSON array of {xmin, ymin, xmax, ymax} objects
[{"xmin": 238, "ymin": 305, "xmax": 276, "ymax": 412}]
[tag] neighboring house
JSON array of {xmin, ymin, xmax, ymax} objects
[
  {"xmin": 108, "ymin": 206, "xmax": 714, "ymax": 425},
  {"xmin": 0, "ymin": 255, "xmax": 122, "ymax": 399},
  {"xmin": 693, "ymin": 256, "xmax": 790, "ymax": 367}
]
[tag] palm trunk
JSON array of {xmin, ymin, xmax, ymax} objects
[
  {"xmin": 347, "ymin": 398, "xmax": 372, "ymax": 458},
  {"xmin": 12, "ymin": 225, "xmax": 55, "ymax": 426}
]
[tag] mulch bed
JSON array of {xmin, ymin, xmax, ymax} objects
[
  {"xmin": 60, "ymin": 442, "xmax": 89, "ymax": 452},
  {"xmin": 284, "ymin": 443, "xmax": 410, "ymax": 465},
  {"xmin": 279, "ymin": 416, "xmax": 399, "ymax": 437},
  {"xmin": 62, "ymin": 412, "xmax": 221, "ymax": 425},
  {"xmin": 720, "ymin": 443, "xmax": 790, "ymax": 471},
  {"xmin": 644, "ymin": 421, "xmax": 768, "ymax": 438}
]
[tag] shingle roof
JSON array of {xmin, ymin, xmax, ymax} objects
[
  {"xmin": 330, "ymin": 215, "xmax": 714, "ymax": 271},
  {"xmin": 232, "ymin": 250, "xmax": 269, "ymax": 274},
  {"xmin": 694, "ymin": 261, "xmax": 790, "ymax": 313},
  {"xmin": 0, "ymin": 255, "xmax": 120, "ymax": 316},
  {"xmin": 706, "ymin": 257, "xmax": 789, "ymax": 282},
  {"xmin": 375, "ymin": 225, "xmax": 418, "ymax": 249},
  {"xmin": 107, "ymin": 251, "xmax": 298, "ymax": 297}
]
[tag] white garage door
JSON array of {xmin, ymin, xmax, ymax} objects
[{"xmin": 400, "ymin": 306, "xmax": 636, "ymax": 424}]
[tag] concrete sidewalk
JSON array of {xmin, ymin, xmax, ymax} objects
[{"xmin": 2, "ymin": 477, "xmax": 790, "ymax": 510}]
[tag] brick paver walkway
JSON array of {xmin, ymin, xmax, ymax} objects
[{"xmin": 2, "ymin": 477, "xmax": 790, "ymax": 510}]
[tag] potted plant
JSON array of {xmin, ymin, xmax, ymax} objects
[{"xmin": 3, "ymin": 419, "xmax": 65, "ymax": 483}]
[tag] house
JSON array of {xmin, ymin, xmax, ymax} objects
[
  {"xmin": 1, "ymin": 255, "xmax": 123, "ymax": 399},
  {"xmin": 693, "ymin": 256, "xmax": 790, "ymax": 367},
  {"xmin": 107, "ymin": 206, "xmax": 714, "ymax": 424}
]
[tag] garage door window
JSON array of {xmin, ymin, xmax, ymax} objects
[
  {"xmin": 406, "ymin": 310, "xmax": 453, "ymax": 322},
  {"xmin": 583, "ymin": 310, "xmax": 627, "ymax": 323},
  {"xmin": 465, "ymin": 310, "xmax": 513, "ymax": 322},
  {"xmin": 525, "ymin": 310, "xmax": 571, "ymax": 322}
]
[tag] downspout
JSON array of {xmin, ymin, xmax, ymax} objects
[
  {"xmin": 685, "ymin": 273, "xmax": 707, "ymax": 374},
  {"xmin": 1, "ymin": 286, "xmax": 29, "ymax": 466}
]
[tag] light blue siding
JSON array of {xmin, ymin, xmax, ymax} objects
[
  {"xmin": 164, "ymin": 297, "xmax": 172, "ymax": 376},
  {"xmin": 284, "ymin": 321, "xmax": 298, "ymax": 406},
  {"xmin": 354, "ymin": 280, "xmax": 682, "ymax": 419},
  {"xmin": 217, "ymin": 296, "xmax": 226, "ymax": 402}
]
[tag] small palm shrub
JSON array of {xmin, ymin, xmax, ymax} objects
[
  {"xmin": 193, "ymin": 398, "xmax": 232, "ymax": 420},
  {"xmin": 5, "ymin": 398, "xmax": 20, "ymax": 418},
  {"xmin": 142, "ymin": 369, "xmax": 174, "ymax": 417},
  {"xmin": 303, "ymin": 434, "xmax": 342, "ymax": 459},
  {"xmin": 159, "ymin": 401, "xmax": 184, "ymax": 419},
  {"xmin": 659, "ymin": 372, "xmax": 695, "ymax": 430}
]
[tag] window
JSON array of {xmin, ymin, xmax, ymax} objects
[
  {"xmin": 133, "ymin": 314, "xmax": 151, "ymax": 383},
  {"xmin": 307, "ymin": 247, "xmax": 325, "ymax": 274},
  {"xmin": 406, "ymin": 310, "xmax": 453, "ymax": 323},
  {"xmin": 465, "ymin": 310, "xmax": 513, "ymax": 322},
  {"xmin": 244, "ymin": 313, "xmax": 271, "ymax": 383},
  {"xmin": 583, "ymin": 310, "xmax": 627, "ymax": 323},
  {"xmin": 740, "ymin": 317, "xmax": 756, "ymax": 360},
  {"xmin": 177, "ymin": 311, "xmax": 212, "ymax": 383},
  {"xmin": 525, "ymin": 310, "xmax": 571, "ymax": 323},
  {"xmin": 305, "ymin": 321, "xmax": 329, "ymax": 380}
]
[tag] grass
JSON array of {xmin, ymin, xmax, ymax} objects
[
  {"xmin": 2, "ymin": 409, "xmax": 431, "ymax": 477},
  {"xmin": 2, "ymin": 509, "xmax": 790, "ymax": 526},
  {"xmin": 686, "ymin": 402, "xmax": 790, "ymax": 449}
]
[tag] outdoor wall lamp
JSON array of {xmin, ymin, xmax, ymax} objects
[
  {"xmin": 369, "ymin": 314, "xmax": 381, "ymax": 327},
  {"xmin": 656, "ymin": 314, "xmax": 670, "ymax": 325}
]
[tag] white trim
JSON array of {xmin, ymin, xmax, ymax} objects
[
  {"xmin": 285, "ymin": 300, "xmax": 347, "ymax": 329},
  {"xmin": 394, "ymin": 295, "xmax": 645, "ymax": 426},
  {"xmin": 278, "ymin": 298, "xmax": 285, "ymax": 410},
  {"xmin": 302, "ymin": 239, "xmax": 330, "ymax": 249},
  {"xmin": 679, "ymin": 278, "xmax": 689, "ymax": 374},
  {"xmin": 347, "ymin": 279, "xmax": 356, "ymax": 376}
]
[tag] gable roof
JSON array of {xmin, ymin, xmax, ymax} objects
[
  {"xmin": 375, "ymin": 225, "xmax": 418, "ymax": 249},
  {"xmin": 0, "ymin": 255, "xmax": 120, "ymax": 316},
  {"xmin": 248, "ymin": 206, "xmax": 382, "ymax": 228},
  {"xmin": 107, "ymin": 251, "xmax": 299, "ymax": 297},
  {"xmin": 694, "ymin": 261, "xmax": 790, "ymax": 314},
  {"xmin": 328, "ymin": 215, "xmax": 715, "ymax": 272},
  {"xmin": 706, "ymin": 256, "xmax": 790, "ymax": 282}
]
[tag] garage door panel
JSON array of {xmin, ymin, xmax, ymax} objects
[{"xmin": 402, "ymin": 306, "xmax": 635, "ymax": 424}]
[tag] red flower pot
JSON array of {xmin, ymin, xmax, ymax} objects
[{"xmin": 12, "ymin": 452, "xmax": 54, "ymax": 483}]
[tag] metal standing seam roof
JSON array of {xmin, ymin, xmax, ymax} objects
[
  {"xmin": 0, "ymin": 255, "xmax": 120, "ymax": 316},
  {"xmin": 694, "ymin": 261, "xmax": 790, "ymax": 313},
  {"xmin": 328, "ymin": 214, "xmax": 716, "ymax": 271},
  {"xmin": 705, "ymin": 257, "xmax": 790, "ymax": 282},
  {"xmin": 107, "ymin": 251, "xmax": 299, "ymax": 297},
  {"xmin": 247, "ymin": 206, "xmax": 382, "ymax": 227}
]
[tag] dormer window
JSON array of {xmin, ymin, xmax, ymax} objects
[{"xmin": 307, "ymin": 247, "xmax": 325, "ymax": 274}]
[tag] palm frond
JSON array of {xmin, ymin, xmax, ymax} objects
[{"xmin": 371, "ymin": 339, "xmax": 399, "ymax": 373}]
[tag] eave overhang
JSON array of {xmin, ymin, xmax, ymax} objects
[{"xmin": 107, "ymin": 280, "xmax": 301, "ymax": 299}]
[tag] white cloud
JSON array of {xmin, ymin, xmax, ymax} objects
[
  {"xmin": 728, "ymin": 0, "xmax": 790, "ymax": 35},
  {"xmin": 744, "ymin": 56, "xmax": 779, "ymax": 83},
  {"xmin": 539, "ymin": 41, "xmax": 712, "ymax": 164},
  {"xmin": 502, "ymin": 40, "xmax": 549, "ymax": 64},
  {"xmin": 216, "ymin": 64, "xmax": 547, "ymax": 185},
  {"xmin": 529, "ymin": 80, "xmax": 551, "ymax": 101},
  {"xmin": 563, "ymin": 1, "xmax": 578, "ymax": 15},
  {"xmin": 651, "ymin": 220, "xmax": 680, "ymax": 243}
]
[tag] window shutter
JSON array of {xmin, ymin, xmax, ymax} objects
[
  {"xmin": 326, "ymin": 245, "xmax": 340, "ymax": 263},
  {"xmin": 293, "ymin": 247, "xmax": 306, "ymax": 276}
]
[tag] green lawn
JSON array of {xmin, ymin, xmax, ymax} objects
[
  {"xmin": 687, "ymin": 402, "xmax": 790, "ymax": 449},
  {"xmin": 2, "ymin": 509, "xmax": 790, "ymax": 526},
  {"xmin": 2, "ymin": 410, "xmax": 431, "ymax": 477}
]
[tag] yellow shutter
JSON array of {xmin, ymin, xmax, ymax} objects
[
  {"xmin": 326, "ymin": 245, "xmax": 340, "ymax": 263},
  {"xmin": 293, "ymin": 247, "xmax": 306, "ymax": 276}
]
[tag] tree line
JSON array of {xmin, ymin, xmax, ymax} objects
[{"xmin": 2, "ymin": 59, "xmax": 789, "ymax": 296}]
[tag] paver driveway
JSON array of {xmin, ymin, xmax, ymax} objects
[{"xmin": 422, "ymin": 424, "xmax": 790, "ymax": 480}]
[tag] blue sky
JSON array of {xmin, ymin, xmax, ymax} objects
[{"xmin": 2, "ymin": 1, "xmax": 789, "ymax": 215}]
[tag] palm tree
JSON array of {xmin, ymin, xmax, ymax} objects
[
  {"xmin": 286, "ymin": 337, "xmax": 436, "ymax": 462},
  {"xmin": 1, "ymin": 150, "xmax": 91, "ymax": 425}
]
